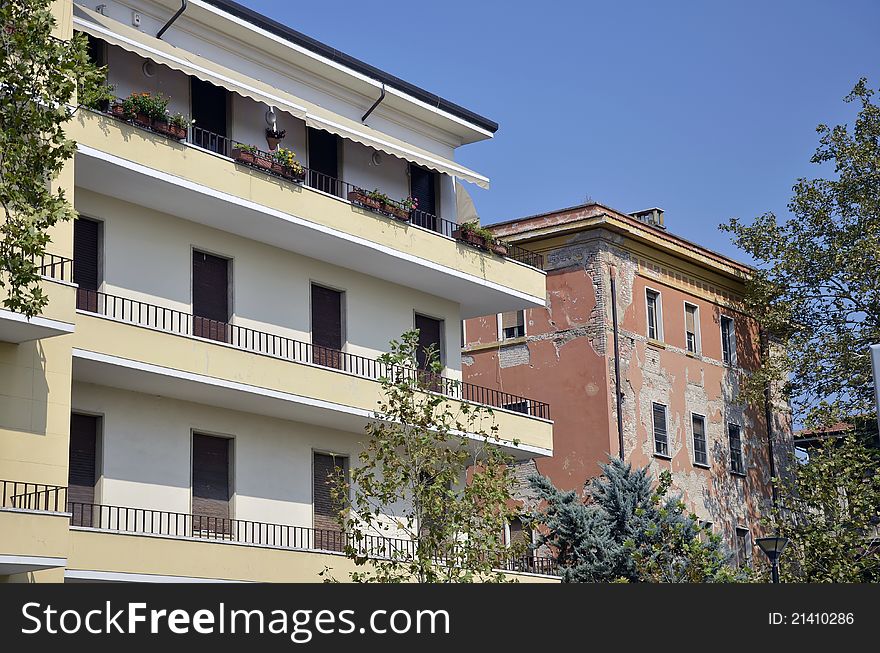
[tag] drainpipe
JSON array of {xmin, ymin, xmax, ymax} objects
[
  {"xmin": 361, "ymin": 83, "xmax": 385, "ymax": 123},
  {"xmin": 157, "ymin": 0, "xmax": 188, "ymax": 40},
  {"xmin": 610, "ymin": 265, "xmax": 625, "ymax": 460},
  {"xmin": 760, "ymin": 328, "xmax": 778, "ymax": 506}
]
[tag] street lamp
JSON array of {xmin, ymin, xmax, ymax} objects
[{"xmin": 756, "ymin": 536, "xmax": 789, "ymax": 583}]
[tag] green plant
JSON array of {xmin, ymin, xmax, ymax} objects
[
  {"xmin": 271, "ymin": 146, "xmax": 303, "ymax": 174},
  {"xmin": 366, "ymin": 188, "xmax": 392, "ymax": 205},
  {"xmin": 234, "ymin": 143, "xmax": 258, "ymax": 154},
  {"xmin": 458, "ymin": 220, "xmax": 496, "ymax": 245},
  {"xmin": 121, "ymin": 91, "xmax": 168, "ymax": 121},
  {"xmin": 78, "ymin": 70, "xmax": 115, "ymax": 109},
  {"xmin": 166, "ymin": 112, "xmax": 192, "ymax": 129},
  {"xmin": 1, "ymin": 0, "xmax": 100, "ymax": 317},
  {"xmin": 321, "ymin": 330, "xmax": 523, "ymax": 583}
]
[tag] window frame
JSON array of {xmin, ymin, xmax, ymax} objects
[
  {"xmin": 734, "ymin": 526, "xmax": 752, "ymax": 568},
  {"xmin": 720, "ymin": 315, "xmax": 736, "ymax": 366},
  {"xmin": 413, "ymin": 310, "xmax": 446, "ymax": 369},
  {"xmin": 684, "ymin": 302, "xmax": 701, "ymax": 355},
  {"xmin": 645, "ymin": 288, "xmax": 663, "ymax": 342},
  {"xmin": 309, "ymin": 280, "xmax": 348, "ymax": 352},
  {"xmin": 652, "ymin": 402, "xmax": 670, "ymax": 458},
  {"xmin": 691, "ymin": 412, "xmax": 709, "ymax": 467},
  {"xmin": 728, "ymin": 423, "xmax": 745, "ymax": 475},
  {"xmin": 497, "ymin": 310, "xmax": 526, "ymax": 341}
]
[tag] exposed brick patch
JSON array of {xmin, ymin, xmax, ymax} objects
[{"xmin": 499, "ymin": 344, "xmax": 530, "ymax": 368}]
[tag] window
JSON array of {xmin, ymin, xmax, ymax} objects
[
  {"xmin": 692, "ymin": 414, "xmax": 708, "ymax": 466},
  {"xmin": 503, "ymin": 400, "xmax": 529, "ymax": 414},
  {"xmin": 313, "ymin": 452, "xmax": 349, "ymax": 551},
  {"xmin": 190, "ymin": 78, "xmax": 228, "ymax": 154},
  {"xmin": 311, "ymin": 284, "xmax": 344, "ymax": 369},
  {"xmin": 685, "ymin": 303, "xmax": 700, "ymax": 354},
  {"xmin": 721, "ymin": 316, "xmax": 736, "ymax": 365},
  {"xmin": 191, "ymin": 433, "xmax": 231, "ymax": 534},
  {"xmin": 506, "ymin": 516, "xmax": 531, "ymax": 548},
  {"xmin": 652, "ymin": 402, "xmax": 669, "ymax": 456},
  {"xmin": 646, "ymin": 289, "xmax": 662, "ymax": 341},
  {"xmin": 499, "ymin": 310, "xmax": 525, "ymax": 340},
  {"xmin": 74, "ymin": 217, "xmax": 101, "ymax": 311},
  {"xmin": 68, "ymin": 413, "xmax": 100, "ymax": 526},
  {"xmin": 192, "ymin": 250, "xmax": 230, "ymax": 342},
  {"xmin": 415, "ymin": 314, "xmax": 443, "ymax": 370},
  {"xmin": 308, "ymin": 127, "xmax": 340, "ymax": 196},
  {"xmin": 735, "ymin": 527, "xmax": 751, "ymax": 567},
  {"xmin": 728, "ymin": 423, "xmax": 744, "ymax": 474},
  {"xmin": 409, "ymin": 164, "xmax": 438, "ymax": 231},
  {"xmin": 698, "ymin": 520, "xmax": 714, "ymax": 544}
]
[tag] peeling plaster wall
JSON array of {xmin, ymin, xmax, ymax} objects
[{"xmin": 464, "ymin": 226, "xmax": 789, "ymax": 547}]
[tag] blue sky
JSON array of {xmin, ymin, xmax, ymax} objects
[{"xmin": 243, "ymin": 0, "xmax": 880, "ymax": 261}]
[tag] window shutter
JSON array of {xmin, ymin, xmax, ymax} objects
[
  {"xmin": 415, "ymin": 314, "xmax": 443, "ymax": 369},
  {"xmin": 68, "ymin": 414, "xmax": 98, "ymax": 506},
  {"xmin": 191, "ymin": 434, "xmax": 230, "ymax": 521},
  {"xmin": 311, "ymin": 285, "xmax": 342, "ymax": 350},
  {"xmin": 409, "ymin": 164, "xmax": 437, "ymax": 231},
  {"xmin": 192, "ymin": 250, "xmax": 229, "ymax": 341},
  {"xmin": 313, "ymin": 453, "xmax": 348, "ymax": 551},
  {"xmin": 652, "ymin": 403, "xmax": 668, "ymax": 455},
  {"xmin": 501, "ymin": 311, "xmax": 522, "ymax": 329},
  {"xmin": 74, "ymin": 218, "xmax": 100, "ymax": 311},
  {"xmin": 685, "ymin": 306, "xmax": 696, "ymax": 333}
]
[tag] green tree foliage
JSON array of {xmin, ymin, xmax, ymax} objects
[
  {"xmin": 721, "ymin": 79, "xmax": 880, "ymax": 427},
  {"xmin": 323, "ymin": 330, "xmax": 523, "ymax": 583},
  {"xmin": 1, "ymin": 0, "xmax": 101, "ymax": 317},
  {"xmin": 767, "ymin": 435, "xmax": 880, "ymax": 582},
  {"xmin": 530, "ymin": 458, "xmax": 744, "ymax": 582}
]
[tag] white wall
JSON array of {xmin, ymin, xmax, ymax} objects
[
  {"xmin": 75, "ymin": 189, "xmax": 463, "ymax": 376},
  {"xmin": 73, "ymin": 382, "xmax": 362, "ymax": 528},
  {"xmin": 106, "ymin": 45, "xmax": 190, "ymax": 117}
]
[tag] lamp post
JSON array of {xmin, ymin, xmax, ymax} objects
[{"xmin": 756, "ymin": 536, "xmax": 789, "ymax": 583}]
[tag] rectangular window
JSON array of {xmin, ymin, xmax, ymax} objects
[
  {"xmin": 685, "ymin": 303, "xmax": 700, "ymax": 354},
  {"xmin": 311, "ymin": 284, "xmax": 344, "ymax": 369},
  {"xmin": 500, "ymin": 310, "xmax": 525, "ymax": 340},
  {"xmin": 721, "ymin": 316, "xmax": 736, "ymax": 365},
  {"xmin": 74, "ymin": 217, "xmax": 101, "ymax": 312},
  {"xmin": 692, "ymin": 413, "xmax": 708, "ymax": 466},
  {"xmin": 68, "ymin": 413, "xmax": 100, "ymax": 526},
  {"xmin": 503, "ymin": 400, "xmax": 529, "ymax": 414},
  {"xmin": 507, "ymin": 516, "xmax": 531, "ymax": 547},
  {"xmin": 735, "ymin": 527, "xmax": 751, "ymax": 567},
  {"xmin": 409, "ymin": 164, "xmax": 438, "ymax": 231},
  {"xmin": 698, "ymin": 520, "xmax": 714, "ymax": 544},
  {"xmin": 415, "ymin": 313, "xmax": 443, "ymax": 370},
  {"xmin": 728, "ymin": 423, "xmax": 744, "ymax": 474},
  {"xmin": 646, "ymin": 289, "xmax": 662, "ymax": 341},
  {"xmin": 313, "ymin": 452, "xmax": 349, "ymax": 551},
  {"xmin": 192, "ymin": 250, "xmax": 230, "ymax": 342},
  {"xmin": 190, "ymin": 78, "xmax": 228, "ymax": 154},
  {"xmin": 652, "ymin": 402, "xmax": 669, "ymax": 456},
  {"xmin": 192, "ymin": 433, "xmax": 231, "ymax": 533},
  {"xmin": 308, "ymin": 127, "xmax": 340, "ymax": 196}
]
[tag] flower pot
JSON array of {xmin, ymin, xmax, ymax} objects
[
  {"xmin": 252, "ymin": 155, "xmax": 273, "ymax": 170},
  {"xmin": 133, "ymin": 113, "xmax": 152, "ymax": 128},
  {"xmin": 281, "ymin": 167, "xmax": 305, "ymax": 183},
  {"xmin": 110, "ymin": 104, "xmax": 126, "ymax": 118},
  {"xmin": 491, "ymin": 242, "xmax": 509, "ymax": 256},
  {"xmin": 348, "ymin": 190, "xmax": 383, "ymax": 211},
  {"xmin": 266, "ymin": 136, "xmax": 283, "ymax": 151},
  {"xmin": 231, "ymin": 147, "xmax": 256, "ymax": 165},
  {"xmin": 94, "ymin": 99, "xmax": 111, "ymax": 112},
  {"xmin": 271, "ymin": 162, "xmax": 285, "ymax": 175},
  {"xmin": 383, "ymin": 203, "xmax": 411, "ymax": 221},
  {"xmin": 153, "ymin": 121, "xmax": 187, "ymax": 140},
  {"xmin": 452, "ymin": 228, "xmax": 489, "ymax": 250}
]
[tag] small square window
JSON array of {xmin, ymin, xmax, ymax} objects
[{"xmin": 499, "ymin": 310, "xmax": 525, "ymax": 340}]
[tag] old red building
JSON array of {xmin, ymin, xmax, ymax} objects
[{"xmin": 463, "ymin": 203, "xmax": 791, "ymax": 558}]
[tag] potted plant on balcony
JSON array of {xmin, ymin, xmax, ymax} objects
[
  {"xmin": 153, "ymin": 112, "xmax": 192, "ymax": 140},
  {"xmin": 383, "ymin": 195, "xmax": 417, "ymax": 222},
  {"xmin": 79, "ymin": 74, "xmax": 115, "ymax": 112},
  {"xmin": 453, "ymin": 220, "xmax": 496, "ymax": 250},
  {"xmin": 120, "ymin": 92, "xmax": 168, "ymax": 128},
  {"xmin": 348, "ymin": 187, "xmax": 385, "ymax": 212},
  {"xmin": 265, "ymin": 127, "xmax": 286, "ymax": 151},
  {"xmin": 270, "ymin": 147, "xmax": 305, "ymax": 182},
  {"xmin": 231, "ymin": 143, "xmax": 272, "ymax": 170}
]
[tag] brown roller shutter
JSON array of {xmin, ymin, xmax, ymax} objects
[
  {"xmin": 68, "ymin": 413, "xmax": 98, "ymax": 526},
  {"xmin": 192, "ymin": 434, "xmax": 230, "ymax": 533},
  {"xmin": 414, "ymin": 314, "xmax": 442, "ymax": 369},
  {"xmin": 74, "ymin": 218, "xmax": 100, "ymax": 312},
  {"xmin": 192, "ymin": 250, "xmax": 229, "ymax": 342},
  {"xmin": 311, "ymin": 284, "xmax": 343, "ymax": 369},
  {"xmin": 313, "ymin": 452, "xmax": 348, "ymax": 551}
]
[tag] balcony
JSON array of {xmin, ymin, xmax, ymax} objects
[
  {"xmin": 70, "ymin": 109, "xmax": 546, "ymax": 318},
  {"xmin": 64, "ymin": 498, "xmax": 559, "ymax": 582},
  {"xmin": 71, "ymin": 290, "xmax": 553, "ymax": 458},
  {"xmin": 0, "ymin": 255, "xmax": 76, "ymax": 343},
  {"xmin": 0, "ymin": 480, "xmax": 69, "ymax": 576}
]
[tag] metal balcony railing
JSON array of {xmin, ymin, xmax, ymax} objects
[
  {"xmin": 89, "ymin": 103, "xmax": 544, "ymax": 270},
  {"xmin": 0, "ymin": 479, "xmax": 68, "ymax": 512},
  {"xmin": 76, "ymin": 289, "xmax": 551, "ymax": 420},
  {"xmin": 35, "ymin": 253, "xmax": 74, "ymax": 283},
  {"xmin": 66, "ymin": 499, "xmax": 560, "ymax": 576}
]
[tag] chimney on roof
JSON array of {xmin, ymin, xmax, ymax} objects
[{"xmin": 630, "ymin": 207, "xmax": 665, "ymax": 229}]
